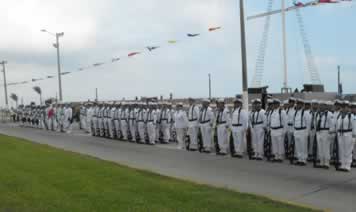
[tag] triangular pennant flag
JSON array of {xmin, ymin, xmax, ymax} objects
[
  {"xmin": 61, "ymin": 72, "xmax": 71, "ymax": 75},
  {"xmin": 128, "ymin": 52, "xmax": 141, "ymax": 57},
  {"xmin": 112, "ymin": 57, "xmax": 120, "ymax": 62},
  {"xmin": 187, "ymin": 33, "xmax": 200, "ymax": 37},
  {"xmin": 93, "ymin": 62, "xmax": 104, "ymax": 67},
  {"xmin": 208, "ymin": 26, "xmax": 222, "ymax": 32},
  {"xmin": 168, "ymin": 40, "xmax": 177, "ymax": 44},
  {"xmin": 32, "ymin": 78, "xmax": 38, "ymax": 82},
  {"xmin": 147, "ymin": 46, "xmax": 160, "ymax": 51},
  {"xmin": 47, "ymin": 76, "xmax": 54, "ymax": 79}
]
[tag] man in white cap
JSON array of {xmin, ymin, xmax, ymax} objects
[
  {"xmin": 113, "ymin": 103, "xmax": 121, "ymax": 139},
  {"xmin": 199, "ymin": 99, "xmax": 215, "ymax": 153},
  {"xmin": 146, "ymin": 102, "xmax": 157, "ymax": 145},
  {"xmin": 230, "ymin": 98, "xmax": 248, "ymax": 157},
  {"xmin": 308, "ymin": 100, "xmax": 319, "ymax": 161},
  {"xmin": 91, "ymin": 102, "xmax": 99, "ymax": 136},
  {"xmin": 215, "ymin": 98, "xmax": 231, "ymax": 155},
  {"xmin": 63, "ymin": 103, "xmax": 73, "ymax": 133},
  {"xmin": 128, "ymin": 103, "xmax": 137, "ymax": 141},
  {"xmin": 330, "ymin": 100, "xmax": 342, "ymax": 164},
  {"xmin": 250, "ymin": 99, "xmax": 266, "ymax": 159},
  {"xmin": 187, "ymin": 98, "xmax": 200, "ymax": 151},
  {"xmin": 293, "ymin": 99, "xmax": 311, "ymax": 165},
  {"xmin": 335, "ymin": 101, "xmax": 355, "ymax": 171},
  {"xmin": 160, "ymin": 102, "xmax": 171, "ymax": 144},
  {"xmin": 79, "ymin": 103, "xmax": 86, "ymax": 130},
  {"xmin": 136, "ymin": 102, "xmax": 146, "ymax": 143},
  {"xmin": 120, "ymin": 103, "xmax": 129, "ymax": 140},
  {"xmin": 351, "ymin": 102, "xmax": 356, "ymax": 167},
  {"xmin": 174, "ymin": 102, "xmax": 189, "ymax": 149},
  {"xmin": 107, "ymin": 103, "xmax": 116, "ymax": 139},
  {"xmin": 315, "ymin": 101, "xmax": 333, "ymax": 168},
  {"xmin": 286, "ymin": 97, "xmax": 296, "ymax": 158},
  {"xmin": 269, "ymin": 99, "xmax": 287, "ymax": 162}
]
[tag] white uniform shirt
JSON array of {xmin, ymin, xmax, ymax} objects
[
  {"xmin": 188, "ymin": 105, "xmax": 200, "ymax": 127},
  {"xmin": 174, "ymin": 109, "xmax": 188, "ymax": 129},
  {"xmin": 249, "ymin": 109, "xmax": 266, "ymax": 129},
  {"xmin": 215, "ymin": 107, "xmax": 231, "ymax": 127},
  {"xmin": 269, "ymin": 108, "xmax": 287, "ymax": 131},
  {"xmin": 230, "ymin": 107, "xmax": 248, "ymax": 130},
  {"xmin": 316, "ymin": 111, "xmax": 333, "ymax": 132},
  {"xmin": 199, "ymin": 107, "xmax": 214, "ymax": 126},
  {"xmin": 293, "ymin": 109, "xmax": 311, "ymax": 131}
]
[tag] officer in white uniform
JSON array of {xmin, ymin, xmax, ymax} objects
[
  {"xmin": 293, "ymin": 99, "xmax": 311, "ymax": 165},
  {"xmin": 187, "ymin": 98, "xmax": 200, "ymax": 151},
  {"xmin": 136, "ymin": 103, "xmax": 146, "ymax": 143},
  {"xmin": 120, "ymin": 103, "xmax": 129, "ymax": 140},
  {"xmin": 308, "ymin": 100, "xmax": 319, "ymax": 161},
  {"xmin": 160, "ymin": 102, "xmax": 171, "ymax": 144},
  {"xmin": 64, "ymin": 103, "xmax": 73, "ymax": 133},
  {"xmin": 230, "ymin": 98, "xmax": 248, "ymax": 158},
  {"xmin": 174, "ymin": 102, "xmax": 189, "ymax": 149},
  {"xmin": 269, "ymin": 99, "xmax": 287, "ymax": 162},
  {"xmin": 250, "ymin": 99, "xmax": 266, "ymax": 159},
  {"xmin": 335, "ymin": 101, "xmax": 355, "ymax": 171},
  {"xmin": 146, "ymin": 102, "xmax": 157, "ymax": 145},
  {"xmin": 315, "ymin": 101, "xmax": 333, "ymax": 168},
  {"xmin": 199, "ymin": 99, "xmax": 215, "ymax": 153},
  {"xmin": 215, "ymin": 99, "xmax": 231, "ymax": 155}
]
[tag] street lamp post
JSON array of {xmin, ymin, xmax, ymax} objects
[
  {"xmin": 41, "ymin": 29, "xmax": 64, "ymax": 102},
  {"xmin": 239, "ymin": 0, "xmax": 249, "ymax": 110},
  {"xmin": 0, "ymin": 61, "xmax": 9, "ymax": 107}
]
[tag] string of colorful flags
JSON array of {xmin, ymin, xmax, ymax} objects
[
  {"xmin": 5, "ymin": 26, "xmax": 223, "ymax": 87},
  {"xmin": 4, "ymin": 0, "xmax": 354, "ymax": 87}
]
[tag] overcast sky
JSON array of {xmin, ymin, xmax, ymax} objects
[{"xmin": 1, "ymin": 0, "xmax": 355, "ymax": 106}]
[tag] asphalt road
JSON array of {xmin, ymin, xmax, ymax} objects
[{"xmin": 1, "ymin": 123, "xmax": 355, "ymax": 212}]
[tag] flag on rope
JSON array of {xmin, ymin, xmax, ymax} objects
[
  {"xmin": 208, "ymin": 26, "xmax": 222, "ymax": 31},
  {"xmin": 61, "ymin": 72, "xmax": 71, "ymax": 75},
  {"xmin": 168, "ymin": 40, "xmax": 177, "ymax": 44},
  {"xmin": 112, "ymin": 57, "xmax": 120, "ymax": 62},
  {"xmin": 147, "ymin": 46, "xmax": 160, "ymax": 51},
  {"xmin": 93, "ymin": 62, "xmax": 104, "ymax": 67},
  {"xmin": 187, "ymin": 33, "xmax": 200, "ymax": 37},
  {"xmin": 32, "ymin": 78, "xmax": 43, "ymax": 82},
  {"xmin": 128, "ymin": 52, "xmax": 141, "ymax": 57},
  {"xmin": 47, "ymin": 76, "xmax": 54, "ymax": 79},
  {"xmin": 294, "ymin": 2, "xmax": 305, "ymax": 7},
  {"xmin": 318, "ymin": 0, "xmax": 339, "ymax": 3}
]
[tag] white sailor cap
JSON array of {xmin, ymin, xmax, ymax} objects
[
  {"xmin": 273, "ymin": 99, "xmax": 281, "ymax": 104},
  {"xmin": 267, "ymin": 99, "xmax": 273, "ymax": 104},
  {"xmin": 253, "ymin": 99, "xmax": 261, "ymax": 104},
  {"xmin": 233, "ymin": 98, "xmax": 243, "ymax": 103},
  {"xmin": 334, "ymin": 99, "xmax": 342, "ymax": 104},
  {"xmin": 342, "ymin": 100, "xmax": 350, "ymax": 105},
  {"xmin": 296, "ymin": 99, "xmax": 304, "ymax": 103},
  {"xmin": 311, "ymin": 99, "xmax": 319, "ymax": 104},
  {"xmin": 351, "ymin": 102, "xmax": 356, "ymax": 107},
  {"xmin": 304, "ymin": 100, "xmax": 311, "ymax": 104},
  {"xmin": 289, "ymin": 97, "xmax": 296, "ymax": 102},
  {"xmin": 217, "ymin": 98, "xmax": 225, "ymax": 103},
  {"xmin": 326, "ymin": 101, "xmax": 333, "ymax": 106},
  {"xmin": 176, "ymin": 102, "xmax": 184, "ymax": 106},
  {"xmin": 202, "ymin": 99, "xmax": 210, "ymax": 103},
  {"xmin": 283, "ymin": 100, "xmax": 289, "ymax": 104}
]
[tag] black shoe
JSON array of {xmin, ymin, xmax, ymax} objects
[
  {"xmin": 232, "ymin": 154, "xmax": 243, "ymax": 158},
  {"xmin": 256, "ymin": 157, "xmax": 263, "ymax": 161},
  {"xmin": 217, "ymin": 152, "xmax": 227, "ymax": 156},
  {"xmin": 203, "ymin": 150, "xmax": 211, "ymax": 154}
]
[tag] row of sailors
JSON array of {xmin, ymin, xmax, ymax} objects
[
  {"xmin": 16, "ymin": 103, "xmax": 73, "ymax": 133},
  {"xmin": 80, "ymin": 102, "xmax": 177, "ymax": 145},
  {"xmin": 79, "ymin": 97, "xmax": 356, "ymax": 172}
]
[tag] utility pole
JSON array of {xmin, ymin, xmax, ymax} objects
[
  {"xmin": 239, "ymin": 0, "xmax": 249, "ymax": 111},
  {"xmin": 55, "ymin": 33, "xmax": 64, "ymax": 102},
  {"xmin": 337, "ymin": 65, "xmax": 342, "ymax": 97},
  {"xmin": 0, "ymin": 61, "xmax": 9, "ymax": 107},
  {"xmin": 208, "ymin": 73, "xmax": 212, "ymax": 100},
  {"xmin": 41, "ymin": 29, "xmax": 64, "ymax": 102}
]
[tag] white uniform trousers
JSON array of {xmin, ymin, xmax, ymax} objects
[
  {"xmin": 91, "ymin": 117, "xmax": 97, "ymax": 136},
  {"xmin": 271, "ymin": 128, "xmax": 285, "ymax": 160},
  {"xmin": 187, "ymin": 125, "xmax": 199, "ymax": 150},
  {"xmin": 309, "ymin": 130, "xmax": 316, "ymax": 156},
  {"xmin": 129, "ymin": 121, "xmax": 136, "ymax": 141},
  {"xmin": 251, "ymin": 127, "xmax": 265, "ymax": 158},
  {"xmin": 147, "ymin": 122, "xmax": 156, "ymax": 144},
  {"xmin": 176, "ymin": 128, "xmax": 186, "ymax": 150},
  {"xmin": 231, "ymin": 127, "xmax": 246, "ymax": 156},
  {"xmin": 217, "ymin": 124, "xmax": 229, "ymax": 154},
  {"xmin": 316, "ymin": 131, "xmax": 332, "ymax": 166},
  {"xmin": 108, "ymin": 119, "xmax": 114, "ymax": 138},
  {"xmin": 98, "ymin": 118, "xmax": 104, "ymax": 136},
  {"xmin": 137, "ymin": 122, "xmax": 146, "ymax": 143},
  {"xmin": 161, "ymin": 122, "xmax": 170, "ymax": 143},
  {"xmin": 114, "ymin": 120, "xmax": 120, "ymax": 138},
  {"xmin": 200, "ymin": 124, "xmax": 212, "ymax": 151},
  {"xmin": 338, "ymin": 132, "xmax": 354, "ymax": 171},
  {"xmin": 120, "ymin": 120, "xmax": 128, "ymax": 140},
  {"xmin": 294, "ymin": 129, "xmax": 308, "ymax": 163}
]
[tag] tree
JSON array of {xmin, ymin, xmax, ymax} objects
[
  {"xmin": 10, "ymin": 93, "xmax": 18, "ymax": 107},
  {"xmin": 33, "ymin": 86, "xmax": 42, "ymax": 105}
]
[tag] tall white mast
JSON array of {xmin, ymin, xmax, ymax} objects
[{"xmin": 281, "ymin": 0, "xmax": 289, "ymax": 93}]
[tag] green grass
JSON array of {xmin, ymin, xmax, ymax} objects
[{"xmin": 0, "ymin": 134, "xmax": 319, "ymax": 212}]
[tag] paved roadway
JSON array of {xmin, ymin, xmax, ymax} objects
[{"xmin": 1, "ymin": 123, "xmax": 355, "ymax": 212}]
